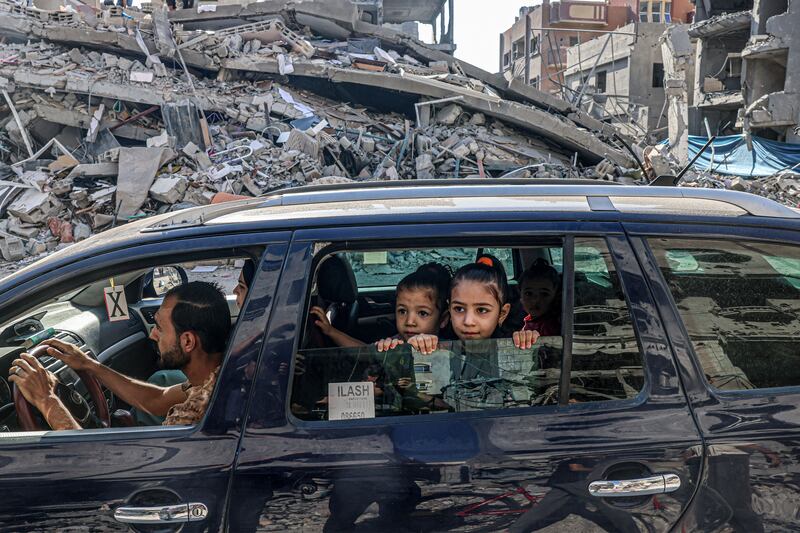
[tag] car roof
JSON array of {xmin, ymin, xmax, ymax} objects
[
  {"xmin": 1, "ymin": 179, "xmax": 798, "ymax": 294},
  {"xmin": 142, "ymin": 179, "xmax": 799, "ymax": 231}
]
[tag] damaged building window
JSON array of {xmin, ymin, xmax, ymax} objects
[
  {"xmin": 652, "ymin": 63, "xmax": 665, "ymax": 88},
  {"xmin": 596, "ymin": 71, "xmax": 607, "ymax": 93}
]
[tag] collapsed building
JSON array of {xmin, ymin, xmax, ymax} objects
[
  {"xmin": 688, "ymin": 0, "xmax": 800, "ymax": 143},
  {"xmin": 0, "ymin": 0, "xmax": 638, "ymax": 271}
]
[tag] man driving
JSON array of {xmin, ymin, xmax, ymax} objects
[{"xmin": 8, "ymin": 281, "xmax": 231, "ymax": 430}]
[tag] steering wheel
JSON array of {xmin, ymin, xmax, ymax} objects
[{"xmin": 12, "ymin": 344, "xmax": 111, "ymax": 431}]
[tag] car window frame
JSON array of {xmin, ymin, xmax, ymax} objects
[{"xmin": 285, "ymin": 226, "xmax": 654, "ymax": 429}]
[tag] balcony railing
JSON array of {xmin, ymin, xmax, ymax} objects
[{"xmin": 550, "ymin": 1, "xmax": 608, "ymax": 26}]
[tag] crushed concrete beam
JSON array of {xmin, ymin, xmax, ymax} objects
[
  {"xmin": 5, "ymin": 68, "xmax": 237, "ymax": 113},
  {"xmin": 688, "ymin": 11, "xmax": 751, "ymax": 38},
  {"xmin": 32, "ymin": 104, "xmax": 161, "ymax": 141},
  {"xmin": 697, "ymin": 92, "xmax": 745, "ymax": 109},
  {"xmin": 0, "ymin": 13, "xmax": 216, "ymax": 71},
  {"xmin": 117, "ymin": 147, "xmax": 176, "ymax": 218},
  {"xmin": 222, "ymin": 56, "xmax": 633, "ymax": 165}
]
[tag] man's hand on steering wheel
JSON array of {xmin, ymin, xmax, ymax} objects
[
  {"xmin": 8, "ymin": 353, "xmax": 59, "ymax": 413},
  {"xmin": 41, "ymin": 339, "xmax": 96, "ymax": 372}
]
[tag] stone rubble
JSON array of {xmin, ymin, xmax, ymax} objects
[{"xmin": 0, "ymin": 0, "xmax": 647, "ymax": 272}]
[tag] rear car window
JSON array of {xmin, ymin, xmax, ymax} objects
[
  {"xmin": 649, "ymin": 238, "xmax": 800, "ymax": 391},
  {"xmin": 291, "ymin": 239, "xmax": 643, "ymax": 422}
]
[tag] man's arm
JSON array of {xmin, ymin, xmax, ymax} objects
[
  {"xmin": 9, "ymin": 353, "xmax": 81, "ymax": 430},
  {"xmin": 43, "ymin": 339, "xmax": 187, "ymax": 417}
]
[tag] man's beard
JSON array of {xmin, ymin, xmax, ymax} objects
[{"xmin": 159, "ymin": 340, "xmax": 190, "ymax": 370}]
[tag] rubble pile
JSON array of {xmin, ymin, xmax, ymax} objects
[{"xmin": 0, "ymin": 0, "xmax": 641, "ymax": 271}]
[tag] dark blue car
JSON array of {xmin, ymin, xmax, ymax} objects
[{"xmin": 1, "ymin": 179, "xmax": 799, "ymax": 532}]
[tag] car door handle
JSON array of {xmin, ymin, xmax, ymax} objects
[
  {"xmin": 113, "ymin": 503, "xmax": 208, "ymax": 524},
  {"xmin": 588, "ymin": 474, "xmax": 681, "ymax": 497}
]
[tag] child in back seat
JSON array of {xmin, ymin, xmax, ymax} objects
[
  {"xmin": 311, "ymin": 262, "xmax": 453, "ymax": 349},
  {"xmin": 519, "ymin": 259, "xmax": 561, "ymax": 337}
]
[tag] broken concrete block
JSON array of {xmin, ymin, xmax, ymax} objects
[
  {"xmin": 68, "ymin": 48, "xmax": 86, "ymax": 64},
  {"xmin": 429, "ymin": 60, "xmax": 450, "ymax": 73},
  {"xmin": 0, "ymin": 236, "xmax": 25, "ymax": 261},
  {"xmin": 152, "ymin": 63, "xmax": 168, "ymax": 77},
  {"xmin": 416, "ymin": 154, "xmax": 435, "ymax": 179},
  {"xmin": 69, "ymin": 188, "xmax": 90, "ymax": 209},
  {"xmin": 117, "ymin": 57, "xmax": 133, "ymax": 70},
  {"xmin": 73, "ymin": 222, "xmax": 92, "ymax": 242},
  {"xmin": 26, "ymin": 240, "xmax": 46, "ymax": 256},
  {"xmin": 7, "ymin": 190, "xmax": 62, "ymax": 225},
  {"xmin": 284, "ymin": 129, "xmax": 320, "ymax": 159},
  {"xmin": 184, "ymin": 186, "xmax": 216, "ymax": 206},
  {"xmin": 436, "ymin": 104, "xmax": 462, "ymax": 125},
  {"xmin": 451, "ymin": 143, "xmax": 471, "ymax": 159},
  {"xmin": 703, "ymin": 77, "xmax": 724, "ymax": 93},
  {"xmin": 469, "ymin": 113, "xmax": 486, "ymax": 126},
  {"xmin": 93, "ymin": 213, "xmax": 114, "ymax": 229},
  {"xmin": 246, "ymin": 116, "xmax": 269, "ymax": 132},
  {"xmin": 8, "ymin": 216, "xmax": 40, "ymax": 239},
  {"xmin": 729, "ymin": 177, "xmax": 747, "ymax": 191},
  {"xmin": 149, "ymin": 176, "xmax": 188, "ymax": 204},
  {"xmin": 147, "ymin": 130, "xmax": 173, "ymax": 148},
  {"xmin": 117, "ymin": 147, "xmax": 175, "ymax": 218},
  {"xmin": 278, "ymin": 54, "xmax": 294, "ymax": 75},
  {"xmin": 102, "ymin": 53, "xmax": 118, "ymax": 69},
  {"xmin": 130, "ymin": 71, "xmax": 154, "ymax": 83}
]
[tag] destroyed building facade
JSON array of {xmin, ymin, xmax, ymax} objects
[
  {"xmin": 498, "ymin": 0, "xmax": 694, "ymax": 96},
  {"xmin": 689, "ymin": 0, "xmax": 800, "ymax": 143},
  {"xmin": 564, "ymin": 22, "xmax": 679, "ymax": 138}
]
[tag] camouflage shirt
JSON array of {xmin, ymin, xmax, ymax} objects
[{"xmin": 163, "ymin": 366, "xmax": 220, "ymax": 426}]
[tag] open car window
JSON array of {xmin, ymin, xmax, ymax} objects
[{"xmin": 292, "ymin": 238, "xmax": 644, "ymax": 423}]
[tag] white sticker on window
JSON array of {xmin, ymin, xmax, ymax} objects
[
  {"xmin": 328, "ymin": 382, "xmax": 375, "ymax": 421},
  {"xmin": 104, "ymin": 285, "xmax": 130, "ymax": 322}
]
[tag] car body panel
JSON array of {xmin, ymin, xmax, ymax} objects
[
  {"xmin": 230, "ymin": 222, "xmax": 703, "ymax": 532},
  {"xmin": 627, "ymin": 222, "xmax": 800, "ymax": 531},
  {"xmin": 0, "ymin": 236, "xmax": 288, "ymax": 531}
]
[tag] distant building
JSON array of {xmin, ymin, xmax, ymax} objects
[
  {"xmin": 564, "ymin": 23, "xmax": 679, "ymax": 137},
  {"xmin": 355, "ymin": 0, "xmax": 455, "ymax": 52},
  {"xmin": 500, "ymin": 0, "xmax": 694, "ymax": 97}
]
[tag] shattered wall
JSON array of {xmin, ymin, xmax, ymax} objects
[{"xmin": 685, "ymin": 0, "xmax": 800, "ymax": 143}]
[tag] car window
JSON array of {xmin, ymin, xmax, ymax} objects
[
  {"xmin": 649, "ymin": 238, "xmax": 800, "ymax": 391},
  {"xmin": 291, "ymin": 239, "xmax": 644, "ymax": 422}
]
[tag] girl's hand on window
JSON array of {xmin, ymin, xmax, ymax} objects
[
  {"xmin": 513, "ymin": 329, "xmax": 540, "ymax": 349},
  {"xmin": 408, "ymin": 334, "xmax": 439, "ymax": 355},
  {"xmin": 376, "ymin": 337, "xmax": 404, "ymax": 352}
]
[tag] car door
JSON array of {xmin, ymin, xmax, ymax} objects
[
  {"xmin": 628, "ymin": 221, "xmax": 800, "ymax": 532},
  {"xmin": 229, "ymin": 220, "xmax": 704, "ymax": 532},
  {"xmin": 0, "ymin": 233, "xmax": 288, "ymax": 531}
]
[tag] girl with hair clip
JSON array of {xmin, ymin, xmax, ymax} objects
[
  {"xmin": 405, "ymin": 256, "xmax": 541, "ymax": 411},
  {"xmin": 407, "ymin": 255, "xmax": 539, "ymax": 356}
]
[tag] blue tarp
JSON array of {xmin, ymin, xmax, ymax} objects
[{"xmin": 685, "ymin": 134, "xmax": 800, "ymax": 177}]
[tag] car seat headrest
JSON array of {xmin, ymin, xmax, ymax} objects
[{"xmin": 318, "ymin": 254, "xmax": 358, "ymax": 304}]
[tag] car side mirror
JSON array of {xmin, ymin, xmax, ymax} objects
[{"xmin": 143, "ymin": 266, "xmax": 189, "ymax": 298}]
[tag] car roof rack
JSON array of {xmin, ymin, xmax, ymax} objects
[{"xmin": 141, "ymin": 178, "xmax": 798, "ymax": 232}]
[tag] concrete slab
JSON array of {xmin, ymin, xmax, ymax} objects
[{"xmin": 222, "ymin": 56, "xmax": 633, "ymax": 165}]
